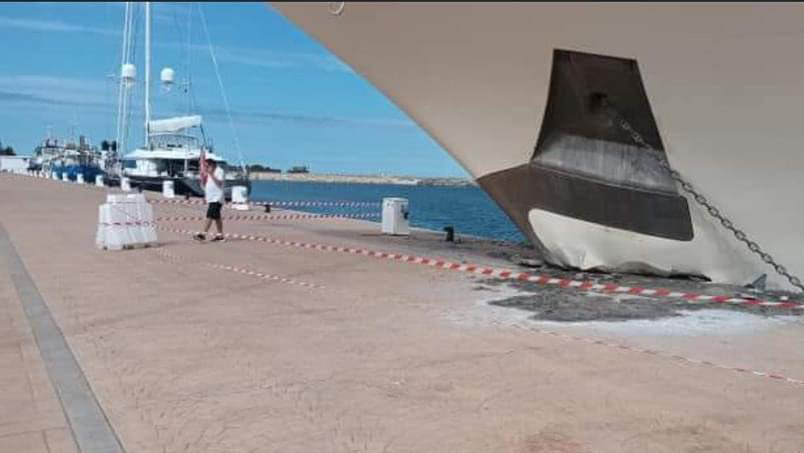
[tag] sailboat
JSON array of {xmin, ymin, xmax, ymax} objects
[
  {"xmin": 272, "ymin": 3, "xmax": 804, "ymax": 292},
  {"xmin": 115, "ymin": 2, "xmax": 250, "ymax": 198}
]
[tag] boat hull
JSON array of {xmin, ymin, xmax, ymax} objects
[
  {"xmin": 272, "ymin": 2, "xmax": 804, "ymax": 290},
  {"xmin": 48, "ymin": 164, "xmax": 105, "ymax": 182}
]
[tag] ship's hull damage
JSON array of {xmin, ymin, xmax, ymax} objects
[{"xmin": 271, "ymin": 2, "xmax": 804, "ymax": 290}]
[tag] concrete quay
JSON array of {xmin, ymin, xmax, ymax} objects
[{"xmin": 1, "ymin": 173, "xmax": 803, "ymax": 453}]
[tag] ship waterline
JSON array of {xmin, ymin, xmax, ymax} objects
[{"xmin": 272, "ymin": 2, "xmax": 804, "ymax": 291}]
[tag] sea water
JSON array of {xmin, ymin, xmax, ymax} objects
[{"xmin": 250, "ymin": 180, "xmax": 527, "ymax": 244}]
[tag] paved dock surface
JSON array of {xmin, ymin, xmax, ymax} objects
[{"xmin": 1, "ymin": 173, "xmax": 803, "ymax": 452}]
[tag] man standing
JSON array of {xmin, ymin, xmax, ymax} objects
[{"xmin": 194, "ymin": 158, "xmax": 225, "ymax": 242}]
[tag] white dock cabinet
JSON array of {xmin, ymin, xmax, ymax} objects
[{"xmin": 382, "ymin": 197, "xmax": 410, "ymax": 235}]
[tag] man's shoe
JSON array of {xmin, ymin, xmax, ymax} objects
[
  {"xmin": 193, "ymin": 233, "xmax": 206, "ymax": 241},
  {"xmin": 211, "ymin": 235, "xmax": 225, "ymax": 242}
]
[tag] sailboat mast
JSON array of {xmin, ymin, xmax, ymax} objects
[{"xmin": 144, "ymin": 1, "xmax": 151, "ymax": 146}]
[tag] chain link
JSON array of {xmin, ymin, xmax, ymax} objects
[{"xmin": 602, "ymin": 100, "xmax": 803, "ymax": 292}]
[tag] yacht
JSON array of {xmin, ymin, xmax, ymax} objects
[
  {"xmin": 121, "ymin": 115, "xmax": 250, "ymax": 197},
  {"xmin": 273, "ymin": 3, "xmax": 804, "ymax": 291},
  {"xmin": 114, "ymin": 2, "xmax": 250, "ymax": 199}
]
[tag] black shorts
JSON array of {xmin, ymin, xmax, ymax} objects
[{"xmin": 206, "ymin": 202, "xmax": 222, "ymax": 220}]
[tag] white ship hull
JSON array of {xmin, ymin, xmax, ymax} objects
[{"xmin": 272, "ymin": 2, "xmax": 804, "ymax": 290}]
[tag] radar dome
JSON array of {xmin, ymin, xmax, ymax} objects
[
  {"xmin": 160, "ymin": 67, "xmax": 175, "ymax": 85},
  {"xmin": 121, "ymin": 64, "xmax": 136, "ymax": 87}
]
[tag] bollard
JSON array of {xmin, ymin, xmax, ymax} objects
[
  {"xmin": 162, "ymin": 180, "xmax": 175, "ymax": 198},
  {"xmin": 95, "ymin": 175, "xmax": 105, "ymax": 187},
  {"xmin": 121, "ymin": 177, "xmax": 131, "ymax": 192},
  {"xmin": 443, "ymin": 226, "xmax": 455, "ymax": 242},
  {"xmin": 51, "ymin": 171, "xmax": 58, "ymax": 180},
  {"xmin": 62, "ymin": 173, "xmax": 69, "ymax": 182},
  {"xmin": 76, "ymin": 173, "xmax": 85, "ymax": 184}
]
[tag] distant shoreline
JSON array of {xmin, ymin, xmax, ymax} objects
[{"xmin": 248, "ymin": 172, "xmax": 478, "ymax": 187}]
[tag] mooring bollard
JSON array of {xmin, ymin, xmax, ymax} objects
[
  {"xmin": 121, "ymin": 177, "xmax": 131, "ymax": 192},
  {"xmin": 162, "ymin": 180, "xmax": 175, "ymax": 199},
  {"xmin": 95, "ymin": 175, "xmax": 105, "ymax": 187},
  {"xmin": 231, "ymin": 185, "xmax": 249, "ymax": 211},
  {"xmin": 443, "ymin": 226, "xmax": 455, "ymax": 242},
  {"xmin": 76, "ymin": 173, "xmax": 85, "ymax": 184}
]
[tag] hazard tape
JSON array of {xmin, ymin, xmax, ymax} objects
[
  {"xmin": 508, "ymin": 324, "xmax": 804, "ymax": 387},
  {"xmin": 153, "ymin": 249, "xmax": 325, "ymax": 289},
  {"xmin": 149, "ymin": 198, "xmax": 380, "ymax": 208},
  {"xmin": 153, "ymin": 224, "xmax": 804, "ymax": 389},
  {"xmin": 11, "ymin": 173, "xmax": 799, "ymax": 311},
  {"xmin": 98, "ymin": 213, "xmax": 378, "ymax": 226},
  {"xmin": 158, "ymin": 227, "xmax": 804, "ymax": 311},
  {"xmin": 155, "ymin": 212, "xmax": 380, "ymax": 222},
  {"xmin": 99, "ymin": 221, "xmax": 157, "ymax": 227}
]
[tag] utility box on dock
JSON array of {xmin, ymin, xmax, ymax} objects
[{"xmin": 382, "ymin": 197, "xmax": 410, "ymax": 236}]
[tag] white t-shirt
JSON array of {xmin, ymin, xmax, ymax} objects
[{"xmin": 204, "ymin": 166, "xmax": 225, "ymax": 203}]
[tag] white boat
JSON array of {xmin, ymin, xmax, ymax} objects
[
  {"xmin": 30, "ymin": 130, "xmax": 106, "ymax": 181},
  {"xmin": 121, "ymin": 115, "xmax": 249, "ymax": 197},
  {"xmin": 115, "ymin": 2, "xmax": 249, "ymax": 198},
  {"xmin": 272, "ymin": 2, "xmax": 804, "ymax": 291}
]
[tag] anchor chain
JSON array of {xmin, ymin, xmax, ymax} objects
[{"xmin": 601, "ymin": 99, "xmax": 803, "ymax": 292}]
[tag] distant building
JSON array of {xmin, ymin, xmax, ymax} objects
[
  {"xmin": 0, "ymin": 155, "xmax": 31, "ymax": 172},
  {"xmin": 246, "ymin": 164, "xmax": 281, "ymax": 173},
  {"xmin": 287, "ymin": 166, "xmax": 310, "ymax": 174}
]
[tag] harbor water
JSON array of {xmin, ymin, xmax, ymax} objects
[{"xmin": 250, "ymin": 180, "xmax": 527, "ymax": 244}]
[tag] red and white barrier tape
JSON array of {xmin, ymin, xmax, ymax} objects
[
  {"xmin": 149, "ymin": 198, "xmax": 380, "ymax": 208},
  {"xmin": 153, "ymin": 249, "xmax": 325, "ymax": 289},
  {"xmin": 98, "ymin": 212, "xmax": 378, "ymax": 227},
  {"xmin": 153, "ymin": 227, "xmax": 804, "ymax": 389},
  {"xmin": 155, "ymin": 212, "xmax": 379, "ymax": 222},
  {"xmin": 99, "ymin": 221, "xmax": 156, "ymax": 227},
  {"xmin": 159, "ymin": 227, "xmax": 804, "ymax": 311},
  {"xmin": 510, "ymin": 324, "xmax": 804, "ymax": 387}
]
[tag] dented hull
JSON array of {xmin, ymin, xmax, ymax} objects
[{"xmin": 271, "ymin": 2, "xmax": 804, "ymax": 290}]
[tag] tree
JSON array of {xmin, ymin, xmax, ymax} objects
[{"xmin": 0, "ymin": 146, "xmax": 15, "ymax": 156}]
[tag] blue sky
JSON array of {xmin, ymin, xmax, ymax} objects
[{"xmin": 0, "ymin": 2, "xmax": 468, "ymax": 177}]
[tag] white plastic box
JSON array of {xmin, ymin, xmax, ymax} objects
[
  {"xmin": 96, "ymin": 193, "xmax": 157, "ymax": 250},
  {"xmin": 381, "ymin": 197, "xmax": 410, "ymax": 235}
]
